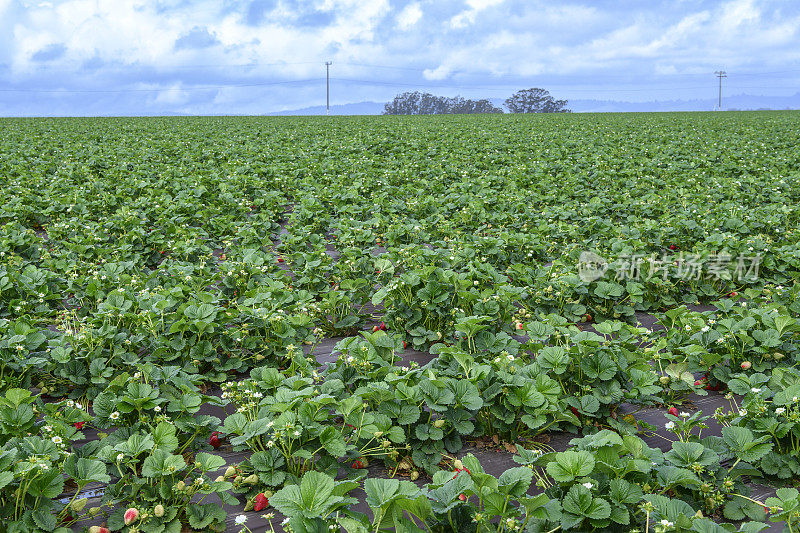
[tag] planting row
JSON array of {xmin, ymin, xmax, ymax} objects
[{"xmin": 4, "ymin": 339, "xmax": 800, "ymax": 532}]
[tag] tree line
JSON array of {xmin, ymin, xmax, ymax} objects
[{"xmin": 383, "ymin": 88, "xmax": 571, "ymax": 115}]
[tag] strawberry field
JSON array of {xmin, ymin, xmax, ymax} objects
[{"xmin": 1, "ymin": 111, "xmax": 800, "ymax": 533}]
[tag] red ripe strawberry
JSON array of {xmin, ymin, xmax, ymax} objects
[
  {"xmin": 729, "ymin": 291, "xmax": 738, "ymax": 297},
  {"xmin": 669, "ymin": 244, "xmax": 678, "ymax": 250},
  {"xmin": 277, "ymin": 257, "xmax": 284, "ymax": 263},
  {"xmin": 452, "ymin": 468, "xmax": 472, "ymax": 479},
  {"xmin": 458, "ymin": 493, "xmax": 466, "ymax": 501},
  {"xmin": 571, "ymin": 407, "xmax": 580, "ymax": 417},
  {"xmin": 377, "ymin": 269, "xmax": 381, "ymax": 274},
  {"xmin": 668, "ymin": 407, "xmax": 678, "ymax": 417},
  {"xmin": 372, "ymin": 325, "xmax": 380, "ymax": 333},
  {"xmin": 254, "ymin": 493, "xmax": 269, "ymax": 512},
  {"xmin": 379, "ymin": 322, "xmax": 387, "ymax": 331},
  {"xmin": 74, "ymin": 421, "xmax": 85, "ymax": 430},
  {"xmin": 764, "ymin": 506, "xmax": 769, "ymax": 514},
  {"xmin": 209, "ymin": 432, "xmax": 222, "ymax": 449},
  {"xmin": 352, "ymin": 460, "xmax": 365, "ymax": 469}
]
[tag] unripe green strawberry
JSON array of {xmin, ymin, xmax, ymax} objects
[
  {"xmin": 71, "ymin": 498, "xmax": 88, "ymax": 512},
  {"xmin": 154, "ymin": 504, "xmax": 164, "ymax": 517}
]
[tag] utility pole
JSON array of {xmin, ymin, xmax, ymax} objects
[
  {"xmin": 714, "ymin": 70, "xmax": 727, "ymax": 110},
  {"xmin": 325, "ymin": 61, "xmax": 332, "ymax": 115}
]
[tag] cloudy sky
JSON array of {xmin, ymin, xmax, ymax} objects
[{"xmin": 1, "ymin": 0, "xmax": 799, "ymax": 115}]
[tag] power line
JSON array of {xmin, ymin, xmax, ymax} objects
[
  {"xmin": 0, "ymin": 61, "xmax": 428, "ymax": 73},
  {"xmin": 333, "ymin": 78, "xmax": 714, "ymax": 93},
  {"xmin": 3, "ymin": 60, "xmax": 798, "ymax": 79},
  {"xmin": 334, "ymin": 77, "xmax": 798, "ymax": 93},
  {"xmin": 0, "ymin": 78, "xmax": 323, "ymax": 94},
  {"xmin": 0, "ymin": 61, "xmax": 322, "ymax": 71},
  {"xmin": 727, "ymin": 68, "xmax": 800, "ymax": 77},
  {"xmin": 0, "ymin": 65, "xmax": 795, "ymax": 98},
  {"xmin": 337, "ymin": 62, "xmax": 426, "ymax": 72},
  {"xmin": 2, "ymin": 79, "xmax": 794, "ymax": 96}
]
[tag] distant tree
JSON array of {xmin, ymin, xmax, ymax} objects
[
  {"xmin": 446, "ymin": 96, "xmax": 503, "ymax": 114},
  {"xmin": 473, "ymin": 99, "xmax": 504, "ymax": 114},
  {"xmin": 504, "ymin": 88, "xmax": 571, "ymax": 113},
  {"xmin": 383, "ymin": 92, "xmax": 503, "ymax": 115}
]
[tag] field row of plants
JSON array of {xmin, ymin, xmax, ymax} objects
[{"xmin": 0, "ymin": 112, "xmax": 799, "ymax": 532}]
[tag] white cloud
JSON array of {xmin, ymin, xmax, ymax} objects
[
  {"xmin": 1, "ymin": 0, "xmax": 799, "ymax": 114},
  {"xmin": 449, "ymin": 0, "xmax": 504, "ymax": 29},
  {"xmin": 466, "ymin": 0, "xmax": 504, "ymax": 10},
  {"xmin": 422, "ymin": 64, "xmax": 451, "ymax": 80},
  {"xmin": 152, "ymin": 83, "xmax": 190, "ymax": 105},
  {"xmin": 655, "ymin": 64, "xmax": 678, "ymax": 75},
  {"xmin": 396, "ymin": 2, "xmax": 422, "ymax": 30}
]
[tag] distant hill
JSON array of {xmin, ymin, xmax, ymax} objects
[
  {"xmin": 567, "ymin": 93, "xmax": 800, "ymax": 112},
  {"xmin": 269, "ymin": 101, "xmax": 385, "ymax": 115},
  {"xmin": 270, "ymin": 93, "xmax": 800, "ymax": 115}
]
